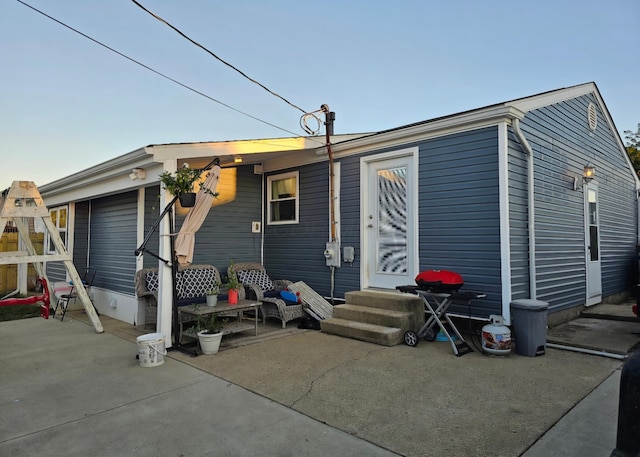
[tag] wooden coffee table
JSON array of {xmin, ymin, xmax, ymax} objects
[{"xmin": 178, "ymin": 299, "xmax": 261, "ymax": 343}]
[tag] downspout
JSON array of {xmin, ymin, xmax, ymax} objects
[
  {"xmin": 513, "ymin": 118, "xmax": 537, "ymax": 300},
  {"xmin": 546, "ymin": 342, "xmax": 627, "ymax": 360}
]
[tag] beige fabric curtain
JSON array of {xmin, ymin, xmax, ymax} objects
[{"xmin": 174, "ymin": 165, "xmax": 221, "ymax": 265}]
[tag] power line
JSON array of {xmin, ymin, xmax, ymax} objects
[
  {"xmin": 16, "ymin": 0, "xmax": 318, "ymax": 140},
  {"xmin": 131, "ymin": 0, "xmax": 308, "ymax": 115}
]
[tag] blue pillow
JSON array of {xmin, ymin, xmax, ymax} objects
[
  {"xmin": 281, "ymin": 290, "xmax": 297, "ymax": 302},
  {"xmin": 280, "ymin": 290, "xmax": 300, "ymax": 305}
]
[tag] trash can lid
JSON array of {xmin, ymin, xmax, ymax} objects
[{"xmin": 510, "ymin": 299, "xmax": 549, "ymax": 310}]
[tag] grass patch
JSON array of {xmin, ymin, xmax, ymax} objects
[
  {"xmin": 0, "ymin": 304, "xmax": 42, "ymax": 321},
  {"xmin": 0, "ymin": 291, "xmax": 43, "ymax": 321}
]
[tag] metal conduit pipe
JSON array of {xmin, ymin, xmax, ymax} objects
[
  {"xmin": 547, "ymin": 342, "xmax": 628, "ymax": 360},
  {"xmin": 323, "ymin": 106, "xmax": 337, "ymax": 302},
  {"xmin": 513, "ymin": 118, "xmax": 537, "ymax": 300}
]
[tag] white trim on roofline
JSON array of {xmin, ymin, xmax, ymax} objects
[
  {"xmin": 312, "ymin": 106, "xmax": 526, "ymax": 160},
  {"xmin": 508, "ymin": 82, "xmax": 596, "ymax": 113},
  {"xmin": 40, "ymin": 82, "xmax": 637, "ymax": 202}
]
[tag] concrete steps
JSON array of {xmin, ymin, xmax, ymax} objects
[{"xmin": 320, "ymin": 290, "xmax": 424, "ymax": 346}]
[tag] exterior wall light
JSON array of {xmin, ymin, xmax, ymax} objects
[
  {"xmin": 129, "ymin": 168, "xmax": 146, "ymax": 180},
  {"xmin": 573, "ymin": 163, "xmax": 596, "ymax": 191},
  {"xmin": 583, "ymin": 163, "xmax": 595, "ymax": 183}
]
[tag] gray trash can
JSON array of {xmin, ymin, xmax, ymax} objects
[{"xmin": 510, "ymin": 299, "xmax": 549, "ymax": 357}]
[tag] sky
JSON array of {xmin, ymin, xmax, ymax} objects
[{"xmin": 1, "ymin": 0, "xmax": 638, "ymax": 191}]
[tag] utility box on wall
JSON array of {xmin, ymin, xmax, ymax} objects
[{"xmin": 324, "ymin": 241, "xmax": 340, "ymax": 267}]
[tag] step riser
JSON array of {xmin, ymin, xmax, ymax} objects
[
  {"xmin": 345, "ymin": 291, "xmax": 422, "ymax": 313},
  {"xmin": 333, "ymin": 305, "xmax": 410, "ymax": 329},
  {"xmin": 320, "ymin": 319, "xmax": 402, "ymax": 346},
  {"xmin": 321, "ymin": 290, "xmax": 426, "ymax": 347}
]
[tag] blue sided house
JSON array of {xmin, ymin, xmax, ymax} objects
[{"xmin": 39, "ymin": 82, "xmax": 639, "ymax": 344}]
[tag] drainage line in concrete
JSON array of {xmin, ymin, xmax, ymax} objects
[{"xmin": 547, "ymin": 342, "xmax": 627, "ymax": 360}]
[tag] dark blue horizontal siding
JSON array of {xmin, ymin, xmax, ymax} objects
[
  {"xmin": 263, "ymin": 162, "xmax": 334, "ymax": 294},
  {"xmin": 142, "ymin": 185, "xmax": 160, "ymax": 269},
  {"xmin": 419, "ymin": 127, "xmax": 502, "ymax": 318},
  {"xmin": 267, "ymin": 128, "xmax": 505, "ymax": 315},
  {"xmin": 137, "ymin": 167, "xmax": 263, "ymax": 282},
  {"xmin": 507, "ymin": 131, "xmax": 530, "ymax": 302},
  {"xmin": 90, "ymin": 191, "xmax": 138, "ymax": 294},
  {"xmin": 73, "ymin": 201, "xmax": 90, "ymax": 270},
  {"xmin": 517, "ymin": 93, "xmax": 637, "ymax": 310},
  {"xmin": 337, "ymin": 158, "xmax": 364, "ymax": 294},
  {"xmin": 187, "ymin": 165, "xmax": 263, "ymax": 277}
]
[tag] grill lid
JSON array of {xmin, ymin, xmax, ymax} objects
[{"xmin": 415, "ymin": 269, "xmax": 463, "ymax": 292}]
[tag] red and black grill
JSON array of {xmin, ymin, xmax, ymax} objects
[
  {"xmin": 415, "ymin": 269, "xmax": 464, "ymax": 293},
  {"xmin": 396, "ymin": 268, "xmax": 485, "ymax": 356}
]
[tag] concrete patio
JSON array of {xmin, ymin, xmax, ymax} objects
[{"xmin": 1, "ymin": 301, "xmax": 637, "ymax": 456}]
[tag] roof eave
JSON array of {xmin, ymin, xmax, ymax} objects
[{"xmin": 322, "ymin": 105, "xmax": 526, "ymax": 156}]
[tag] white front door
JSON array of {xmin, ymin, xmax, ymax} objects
[
  {"xmin": 584, "ymin": 184, "xmax": 602, "ymax": 306},
  {"xmin": 361, "ymin": 149, "xmax": 418, "ymax": 289}
]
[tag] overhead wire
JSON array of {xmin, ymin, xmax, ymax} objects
[
  {"xmin": 16, "ymin": 0, "xmax": 325, "ymax": 143},
  {"xmin": 131, "ymin": 0, "xmax": 308, "ymax": 115}
]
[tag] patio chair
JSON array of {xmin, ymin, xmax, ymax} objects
[
  {"xmin": 53, "ymin": 266, "xmax": 97, "ymax": 321},
  {"xmin": 135, "ymin": 264, "xmax": 231, "ymax": 328},
  {"xmin": 228, "ymin": 262, "xmax": 305, "ymax": 329}
]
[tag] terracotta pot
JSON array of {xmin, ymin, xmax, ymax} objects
[{"xmin": 228, "ymin": 288, "xmax": 239, "ymax": 305}]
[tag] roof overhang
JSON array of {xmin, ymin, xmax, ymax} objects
[
  {"xmin": 319, "ymin": 105, "xmax": 526, "ymax": 157},
  {"xmin": 39, "ymin": 148, "xmax": 161, "ymax": 205},
  {"xmin": 38, "ymin": 134, "xmax": 368, "ymax": 204},
  {"xmin": 40, "ymin": 81, "xmax": 636, "ymax": 203}
]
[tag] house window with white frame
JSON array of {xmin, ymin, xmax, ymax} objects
[
  {"xmin": 47, "ymin": 206, "xmax": 68, "ymax": 253},
  {"xmin": 267, "ymin": 171, "xmax": 299, "ymax": 224}
]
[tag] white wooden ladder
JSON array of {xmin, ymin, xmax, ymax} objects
[{"xmin": 0, "ymin": 181, "xmax": 103, "ymax": 333}]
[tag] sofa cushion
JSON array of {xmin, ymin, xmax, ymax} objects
[
  {"xmin": 145, "ymin": 271, "xmax": 159, "ymax": 293},
  {"xmin": 237, "ymin": 269, "xmax": 274, "ymax": 292},
  {"xmin": 177, "ymin": 267, "xmax": 219, "ymax": 300},
  {"xmin": 138, "ymin": 265, "xmax": 222, "ymax": 305}
]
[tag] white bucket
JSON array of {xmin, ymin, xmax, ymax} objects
[{"xmin": 136, "ymin": 333, "xmax": 166, "ymax": 367}]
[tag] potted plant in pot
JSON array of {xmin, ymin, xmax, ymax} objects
[
  {"xmin": 158, "ymin": 165, "xmax": 203, "ymax": 208},
  {"xmin": 225, "ymin": 267, "xmax": 241, "ymax": 306},
  {"xmin": 206, "ymin": 281, "xmax": 220, "ymax": 307},
  {"xmin": 196, "ymin": 312, "xmax": 224, "ymax": 355}
]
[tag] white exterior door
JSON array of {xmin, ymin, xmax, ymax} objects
[
  {"xmin": 584, "ymin": 184, "xmax": 602, "ymax": 306},
  {"xmin": 361, "ymin": 149, "xmax": 418, "ymax": 289}
]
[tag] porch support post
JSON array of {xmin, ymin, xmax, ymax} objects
[
  {"xmin": 17, "ymin": 219, "xmax": 28, "ymax": 295},
  {"xmin": 157, "ymin": 160, "xmax": 176, "ymax": 348}
]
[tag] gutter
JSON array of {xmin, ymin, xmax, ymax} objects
[
  {"xmin": 319, "ymin": 106, "xmax": 524, "ymax": 158},
  {"xmin": 512, "ymin": 118, "xmax": 537, "ymax": 300},
  {"xmin": 39, "ymin": 148, "xmax": 151, "ymax": 193}
]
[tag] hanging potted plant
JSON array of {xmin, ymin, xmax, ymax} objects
[
  {"xmin": 225, "ymin": 264, "xmax": 241, "ymax": 306},
  {"xmin": 196, "ymin": 312, "xmax": 224, "ymax": 355},
  {"xmin": 158, "ymin": 165, "xmax": 203, "ymax": 208}
]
